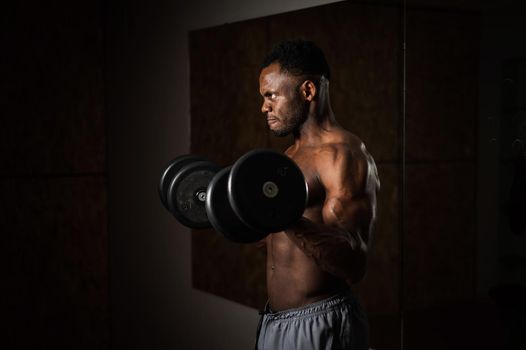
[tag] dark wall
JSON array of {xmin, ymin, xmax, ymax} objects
[{"xmin": 2, "ymin": 2, "xmax": 108, "ymax": 349}]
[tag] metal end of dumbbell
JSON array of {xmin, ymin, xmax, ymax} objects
[
  {"xmin": 195, "ymin": 189, "xmax": 207, "ymax": 203},
  {"xmin": 262, "ymin": 181, "xmax": 279, "ymax": 198}
]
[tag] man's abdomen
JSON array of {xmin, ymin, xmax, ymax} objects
[{"xmin": 266, "ymin": 232, "xmax": 348, "ymax": 311}]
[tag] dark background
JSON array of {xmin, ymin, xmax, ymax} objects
[{"xmin": 3, "ymin": 0, "xmax": 525, "ymax": 349}]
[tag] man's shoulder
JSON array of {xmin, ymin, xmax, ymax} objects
[
  {"xmin": 316, "ymin": 132, "xmax": 367, "ymax": 163},
  {"xmin": 315, "ymin": 133, "xmax": 378, "ymax": 194}
]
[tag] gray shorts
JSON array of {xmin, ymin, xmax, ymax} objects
[{"xmin": 256, "ymin": 289, "xmax": 369, "ymax": 350}]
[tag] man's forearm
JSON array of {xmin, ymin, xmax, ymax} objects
[{"xmin": 284, "ymin": 217, "xmax": 367, "ymax": 284}]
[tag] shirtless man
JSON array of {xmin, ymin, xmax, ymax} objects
[{"xmin": 256, "ymin": 40, "xmax": 380, "ymax": 350}]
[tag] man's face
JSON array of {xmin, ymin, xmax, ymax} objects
[{"xmin": 259, "ymin": 63, "xmax": 307, "ymax": 137}]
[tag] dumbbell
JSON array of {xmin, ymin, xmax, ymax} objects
[
  {"xmin": 159, "ymin": 149, "xmax": 308, "ymax": 243},
  {"xmin": 159, "ymin": 155, "xmax": 220, "ymax": 229}
]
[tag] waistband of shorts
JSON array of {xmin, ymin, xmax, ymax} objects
[{"xmin": 261, "ymin": 289, "xmax": 355, "ymax": 321}]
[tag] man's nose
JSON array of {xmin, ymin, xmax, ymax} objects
[{"xmin": 261, "ymin": 101, "xmax": 271, "ymax": 114}]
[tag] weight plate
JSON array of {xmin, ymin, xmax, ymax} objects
[
  {"xmin": 206, "ymin": 167, "xmax": 268, "ymax": 243},
  {"xmin": 159, "ymin": 155, "xmax": 205, "ymax": 208},
  {"xmin": 228, "ymin": 149, "xmax": 307, "ymax": 233},
  {"xmin": 167, "ymin": 160, "xmax": 220, "ymax": 229}
]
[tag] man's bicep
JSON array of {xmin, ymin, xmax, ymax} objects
[
  {"xmin": 320, "ymin": 164, "xmax": 373, "ymax": 243},
  {"xmin": 322, "ymin": 195, "xmax": 371, "ymax": 232}
]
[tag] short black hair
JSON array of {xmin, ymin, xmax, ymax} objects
[{"xmin": 261, "ymin": 39, "xmax": 331, "ymax": 80}]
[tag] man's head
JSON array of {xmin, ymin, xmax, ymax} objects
[
  {"xmin": 261, "ymin": 39, "xmax": 331, "ymax": 80},
  {"xmin": 259, "ymin": 40, "xmax": 330, "ymax": 137}
]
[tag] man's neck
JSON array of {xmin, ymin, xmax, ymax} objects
[{"xmin": 293, "ymin": 101, "xmax": 339, "ymax": 147}]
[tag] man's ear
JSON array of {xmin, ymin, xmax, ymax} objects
[{"xmin": 300, "ymin": 80, "xmax": 317, "ymax": 102}]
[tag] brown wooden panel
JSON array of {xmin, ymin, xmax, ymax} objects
[
  {"xmin": 189, "ymin": 18, "xmax": 269, "ymax": 308},
  {"xmin": 189, "ymin": 18, "xmax": 269, "ymax": 166},
  {"xmin": 2, "ymin": 177, "xmax": 109, "ymax": 349},
  {"xmin": 0, "ymin": 1, "xmax": 105, "ymax": 175},
  {"xmin": 268, "ymin": 1, "xmax": 401, "ymax": 162},
  {"xmin": 354, "ymin": 163, "xmax": 401, "ymax": 316},
  {"xmin": 405, "ymin": 8, "xmax": 479, "ymax": 162},
  {"xmin": 402, "ymin": 6, "xmax": 480, "ymax": 349},
  {"xmin": 403, "ymin": 162, "xmax": 476, "ymax": 310},
  {"xmin": 356, "ymin": 163, "xmax": 402, "ymax": 350}
]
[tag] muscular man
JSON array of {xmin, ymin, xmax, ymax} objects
[{"xmin": 256, "ymin": 40, "xmax": 380, "ymax": 350}]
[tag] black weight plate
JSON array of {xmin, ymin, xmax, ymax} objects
[
  {"xmin": 167, "ymin": 160, "xmax": 220, "ymax": 229},
  {"xmin": 206, "ymin": 167, "xmax": 268, "ymax": 243},
  {"xmin": 228, "ymin": 149, "xmax": 307, "ymax": 233},
  {"xmin": 159, "ymin": 155, "xmax": 205, "ymax": 208}
]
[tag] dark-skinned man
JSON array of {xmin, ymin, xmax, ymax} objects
[{"xmin": 255, "ymin": 40, "xmax": 380, "ymax": 350}]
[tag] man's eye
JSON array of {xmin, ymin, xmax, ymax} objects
[{"xmin": 264, "ymin": 92, "xmax": 277, "ymax": 100}]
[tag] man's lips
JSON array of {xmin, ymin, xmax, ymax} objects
[{"xmin": 267, "ymin": 117, "xmax": 279, "ymax": 126}]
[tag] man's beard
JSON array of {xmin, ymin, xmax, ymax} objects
[{"xmin": 270, "ymin": 99, "xmax": 308, "ymax": 137}]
